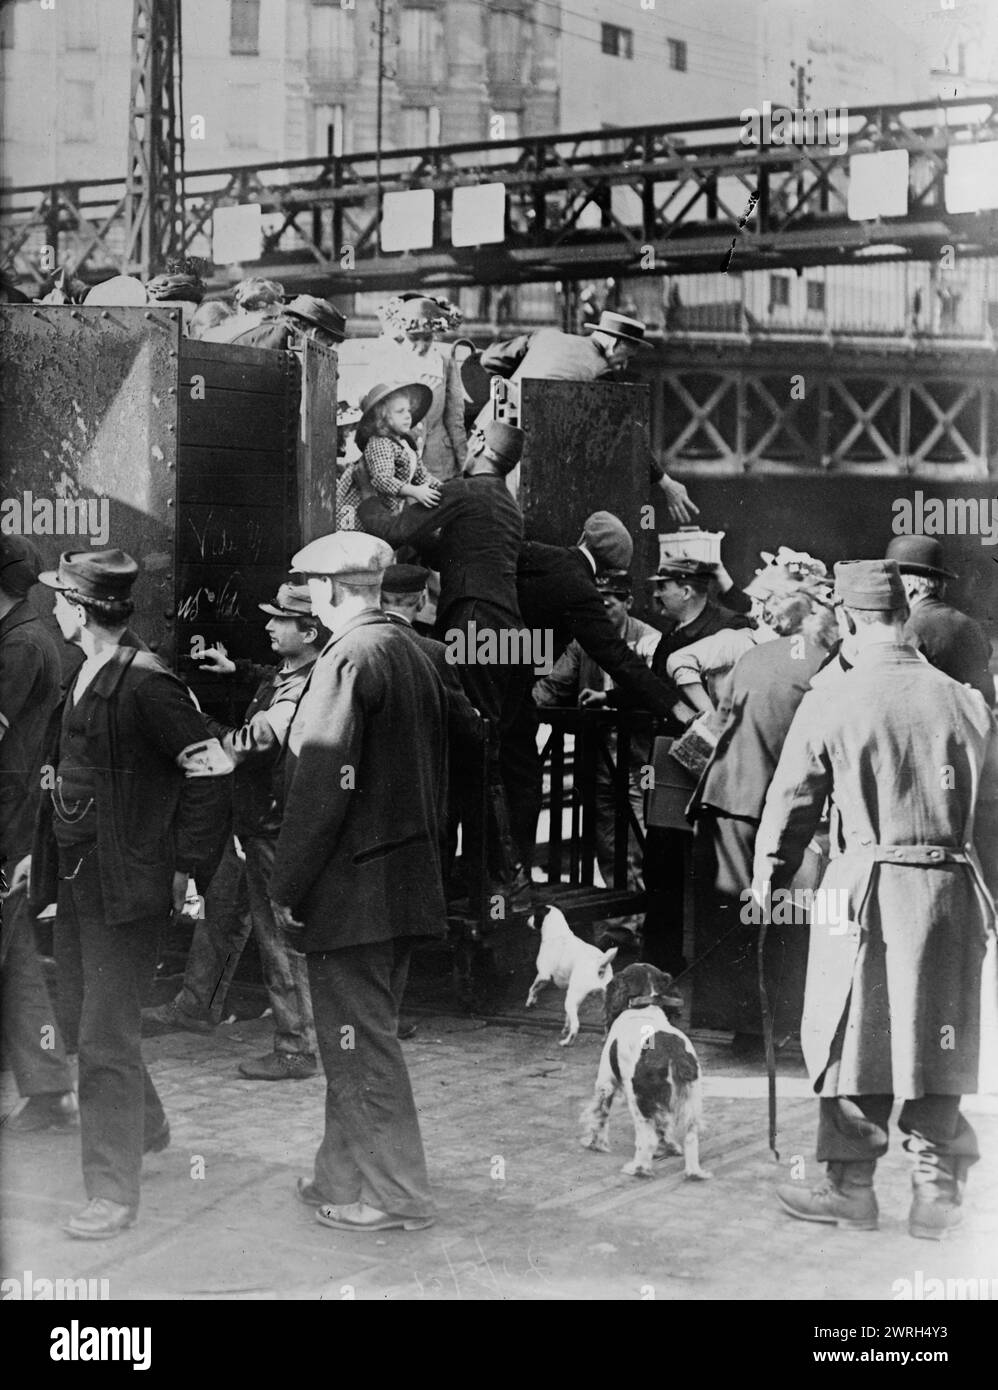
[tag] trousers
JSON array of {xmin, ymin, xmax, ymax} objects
[
  {"xmin": 308, "ymin": 938, "xmax": 434, "ymax": 1219},
  {"xmin": 55, "ymin": 847, "xmax": 166, "ymax": 1209},
  {"xmin": 179, "ymin": 835, "xmax": 315, "ymax": 1054},
  {"xmin": 816, "ymin": 1093, "xmax": 980, "ymax": 1168},
  {"xmin": 1, "ymin": 884, "xmax": 73, "ymax": 1096}
]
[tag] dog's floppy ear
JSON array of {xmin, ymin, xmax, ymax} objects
[
  {"xmin": 527, "ymin": 904, "xmax": 550, "ymax": 931},
  {"xmin": 603, "ymin": 972, "xmax": 630, "ymax": 1033},
  {"xmin": 649, "ymin": 967, "xmax": 674, "ymax": 993}
]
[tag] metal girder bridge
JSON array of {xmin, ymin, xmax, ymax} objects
[
  {"xmin": 643, "ymin": 338, "xmax": 997, "ymax": 478},
  {"xmin": 2, "ymin": 94, "xmax": 997, "ymax": 293}
]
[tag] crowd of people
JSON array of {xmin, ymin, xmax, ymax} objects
[{"xmin": 1, "ymin": 272, "xmax": 996, "ymax": 1249}]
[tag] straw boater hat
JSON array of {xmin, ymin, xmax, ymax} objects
[
  {"xmin": 355, "ymin": 380, "xmax": 433, "ymax": 450},
  {"xmin": 584, "ymin": 310, "xmax": 652, "ymax": 349}
]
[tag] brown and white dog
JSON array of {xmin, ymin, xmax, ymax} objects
[
  {"xmin": 526, "ymin": 905, "xmax": 617, "ymax": 1046},
  {"xmin": 580, "ymin": 963, "xmax": 710, "ymax": 1180}
]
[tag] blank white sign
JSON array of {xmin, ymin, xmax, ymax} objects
[
  {"xmin": 847, "ymin": 150, "xmax": 909, "ymax": 221},
  {"xmin": 451, "ymin": 183, "xmax": 506, "ymax": 247},
  {"xmin": 945, "ymin": 141, "xmax": 998, "ymax": 214},
  {"xmin": 211, "ymin": 203, "xmax": 263, "ymax": 264},
  {"xmin": 380, "ymin": 189, "xmax": 435, "ymax": 252}
]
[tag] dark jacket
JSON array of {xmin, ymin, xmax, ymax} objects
[
  {"xmin": 904, "ymin": 596, "xmax": 993, "ymax": 705},
  {"xmin": 516, "ymin": 542, "xmax": 682, "ymax": 720},
  {"xmin": 384, "ymin": 613, "xmax": 484, "ymax": 751},
  {"xmin": 270, "ymin": 612, "xmax": 449, "ymax": 951},
  {"xmin": 31, "ymin": 642, "xmax": 232, "ymax": 925},
  {"xmin": 357, "ymin": 474, "xmax": 524, "ymax": 627},
  {"xmin": 204, "ymin": 657, "xmax": 316, "ymax": 839},
  {"xmin": 693, "ymin": 635, "xmax": 830, "ymax": 821},
  {"xmin": 0, "ymin": 601, "xmax": 62, "ymax": 864},
  {"xmin": 645, "ymin": 597, "xmax": 752, "ymax": 708}
]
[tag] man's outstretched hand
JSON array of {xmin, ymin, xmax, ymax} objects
[{"xmin": 658, "ymin": 474, "xmax": 700, "ymax": 525}]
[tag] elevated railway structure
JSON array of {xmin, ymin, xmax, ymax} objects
[{"xmin": 2, "ymin": 95, "xmax": 997, "ymax": 294}]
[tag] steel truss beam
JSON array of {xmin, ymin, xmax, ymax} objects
[
  {"xmin": 645, "ymin": 340, "xmax": 997, "ymax": 478},
  {"xmin": 3, "ymin": 95, "xmax": 996, "ymax": 291}
]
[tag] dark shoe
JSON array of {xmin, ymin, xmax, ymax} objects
[
  {"xmin": 315, "ymin": 1201, "xmax": 434, "ymax": 1232},
  {"xmin": 143, "ymin": 1121, "xmax": 171, "ymax": 1155},
  {"xmin": 398, "ymin": 1018, "xmax": 418, "ymax": 1040},
  {"xmin": 142, "ymin": 1001, "xmax": 213, "ymax": 1037},
  {"xmin": 777, "ymin": 1161, "xmax": 879, "ymax": 1231},
  {"xmin": 238, "ymin": 1051, "xmax": 318, "ymax": 1081},
  {"xmin": 908, "ymin": 1153, "xmax": 969, "ymax": 1241},
  {"xmin": 295, "ymin": 1177, "xmax": 330, "ymax": 1208},
  {"xmin": 3, "ymin": 1092, "xmax": 79, "ymax": 1134},
  {"xmin": 63, "ymin": 1197, "xmax": 136, "ymax": 1240}
]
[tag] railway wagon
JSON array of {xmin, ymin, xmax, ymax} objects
[{"xmin": 0, "ymin": 303, "xmax": 338, "ymax": 721}]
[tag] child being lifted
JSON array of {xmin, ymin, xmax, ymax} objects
[{"xmin": 336, "ymin": 380, "xmax": 441, "ymax": 531}]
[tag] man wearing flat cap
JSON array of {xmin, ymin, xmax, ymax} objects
[
  {"xmin": 885, "ymin": 535, "xmax": 993, "ymax": 705},
  {"xmin": 0, "ymin": 537, "xmax": 78, "ymax": 1135},
  {"xmin": 358, "ymin": 420, "xmax": 528, "ymax": 909},
  {"xmin": 269, "ymin": 532, "xmax": 447, "ymax": 1233},
  {"xmin": 28, "ymin": 550, "xmax": 233, "ymax": 1238},
  {"xmin": 144, "ymin": 583, "xmax": 327, "ymax": 1081},
  {"xmin": 754, "ymin": 559, "xmax": 998, "ymax": 1240}
]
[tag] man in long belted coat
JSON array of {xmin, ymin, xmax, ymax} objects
[{"xmin": 753, "ymin": 559, "xmax": 998, "ymax": 1240}]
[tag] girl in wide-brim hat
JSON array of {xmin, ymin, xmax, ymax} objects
[{"xmin": 337, "ymin": 381, "xmax": 440, "ymax": 532}]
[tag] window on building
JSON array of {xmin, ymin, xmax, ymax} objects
[
  {"xmin": 398, "ymin": 6, "xmax": 445, "ymax": 85},
  {"xmin": 769, "ymin": 274, "xmax": 791, "ymax": 308},
  {"xmin": 806, "ymin": 280, "xmax": 826, "ymax": 312},
  {"xmin": 62, "ymin": 80, "xmax": 96, "ymax": 142},
  {"xmin": 0, "ymin": 3, "xmax": 15, "ymax": 50},
  {"xmin": 64, "ymin": 0, "xmax": 97, "ymax": 50},
  {"xmin": 400, "ymin": 105, "xmax": 440, "ymax": 149},
  {"xmin": 489, "ymin": 8, "xmax": 523, "ymax": 84},
  {"xmin": 601, "ymin": 23, "xmax": 633, "ymax": 59},
  {"xmin": 310, "ymin": 1, "xmax": 355, "ymax": 82},
  {"xmin": 226, "ymin": 83, "xmax": 261, "ymax": 149},
  {"xmin": 315, "ymin": 104, "xmax": 347, "ymax": 157},
  {"xmin": 667, "ymin": 38, "xmax": 687, "ymax": 72},
  {"xmin": 230, "ymin": 0, "xmax": 260, "ymax": 56}
]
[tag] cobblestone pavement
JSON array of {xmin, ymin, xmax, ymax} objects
[{"xmin": 2, "ymin": 1005, "xmax": 996, "ymax": 1302}]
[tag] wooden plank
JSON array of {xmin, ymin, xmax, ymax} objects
[
  {"xmin": 176, "ymin": 468, "xmax": 287, "ymax": 509},
  {"xmin": 176, "ymin": 504, "xmax": 288, "ymax": 566},
  {"xmin": 180, "ymin": 339, "xmax": 292, "ymax": 395},
  {"xmin": 175, "ymin": 562, "xmax": 287, "ymax": 627},
  {"xmin": 178, "ymin": 394, "xmax": 288, "ymax": 451}
]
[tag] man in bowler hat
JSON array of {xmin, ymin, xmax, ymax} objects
[
  {"xmin": 885, "ymin": 535, "xmax": 993, "ymax": 705},
  {"xmin": 0, "ymin": 537, "xmax": 78, "ymax": 1133},
  {"xmin": 29, "ymin": 550, "xmax": 232, "ymax": 1238}
]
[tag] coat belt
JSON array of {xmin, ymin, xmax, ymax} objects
[
  {"xmin": 869, "ymin": 843, "xmax": 969, "ymax": 866},
  {"xmin": 836, "ymin": 841, "xmax": 996, "ymax": 934}
]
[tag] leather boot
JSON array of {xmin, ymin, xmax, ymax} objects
[
  {"xmin": 777, "ymin": 1160, "xmax": 879, "ymax": 1231},
  {"xmin": 908, "ymin": 1152, "xmax": 970, "ymax": 1241}
]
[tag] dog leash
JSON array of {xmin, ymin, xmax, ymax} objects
[
  {"xmin": 757, "ymin": 916, "xmax": 780, "ymax": 1162},
  {"xmin": 655, "ymin": 915, "xmax": 781, "ymax": 1161}
]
